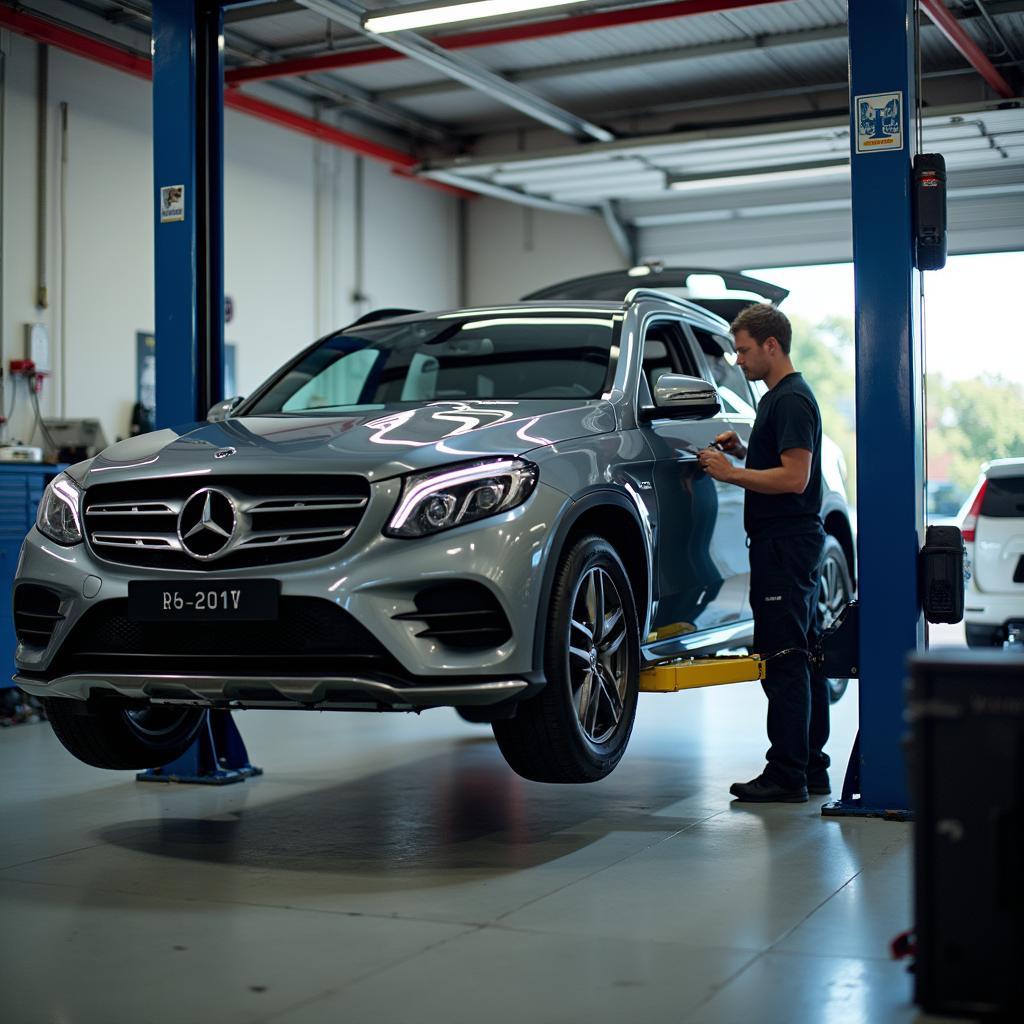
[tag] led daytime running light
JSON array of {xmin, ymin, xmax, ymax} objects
[{"xmin": 390, "ymin": 459, "xmax": 522, "ymax": 532}]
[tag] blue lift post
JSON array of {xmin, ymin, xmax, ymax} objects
[
  {"xmin": 824, "ymin": 0, "xmax": 925, "ymax": 818},
  {"xmin": 142, "ymin": 1, "xmax": 256, "ymax": 785}
]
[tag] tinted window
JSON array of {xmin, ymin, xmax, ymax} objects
[
  {"xmin": 691, "ymin": 327, "xmax": 756, "ymax": 418},
  {"xmin": 643, "ymin": 320, "xmax": 700, "ymax": 392},
  {"xmin": 981, "ymin": 475, "xmax": 1024, "ymax": 518},
  {"xmin": 248, "ymin": 314, "xmax": 620, "ymax": 414}
]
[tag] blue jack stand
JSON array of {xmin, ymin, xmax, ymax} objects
[{"xmin": 137, "ymin": 710, "xmax": 262, "ymax": 786}]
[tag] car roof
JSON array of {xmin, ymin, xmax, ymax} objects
[
  {"xmin": 983, "ymin": 457, "xmax": 1024, "ymax": 478},
  {"xmin": 341, "ymin": 292, "xmax": 731, "ymax": 332}
]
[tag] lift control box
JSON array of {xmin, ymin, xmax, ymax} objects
[
  {"xmin": 912, "ymin": 153, "xmax": 947, "ymax": 271},
  {"xmin": 920, "ymin": 525, "xmax": 966, "ymax": 625}
]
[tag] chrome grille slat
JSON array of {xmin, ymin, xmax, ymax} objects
[
  {"xmin": 92, "ymin": 533, "xmax": 181, "ymax": 550},
  {"xmin": 87, "ymin": 501, "xmax": 181, "ymax": 515},
  {"xmin": 247, "ymin": 497, "xmax": 368, "ymax": 512},
  {"xmin": 239, "ymin": 527, "xmax": 354, "ymax": 548}
]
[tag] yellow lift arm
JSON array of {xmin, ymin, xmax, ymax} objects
[{"xmin": 639, "ymin": 654, "xmax": 766, "ymax": 692}]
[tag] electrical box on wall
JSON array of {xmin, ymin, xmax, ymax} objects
[{"xmin": 24, "ymin": 323, "xmax": 50, "ymax": 373}]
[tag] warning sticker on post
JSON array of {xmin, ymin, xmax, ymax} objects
[
  {"xmin": 855, "ymin": 92, "xmax": 903, "ymax": 153},
  {"xmin": 160, "ymin": 185, "xmax": 185, "ymax": 223}
]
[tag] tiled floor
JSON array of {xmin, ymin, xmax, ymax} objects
[{"xmin": 0, "ymin": 678, "xmax": 962, "ymax": 1024}]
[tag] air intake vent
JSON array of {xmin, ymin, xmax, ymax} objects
[
  {"xmin": 14, "ymin": 584, "xmax": 64, "ymax": 647},
  {"xmin": 82, "ymin": 475, "xmax": 370, "ymax": 570},
  {"xmin": 52, "ymin": 597, "xmax": 405, "ymax": 681},
  {"xmin": 393, "ymin": 581, "xmax": 512, "ymax": 650}
]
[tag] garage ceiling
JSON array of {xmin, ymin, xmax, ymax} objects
[{"xmin": 15, "ymin": 0, "xmax": 1024, "ymax": 263}]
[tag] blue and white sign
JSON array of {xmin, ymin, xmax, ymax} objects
[{"xmin": 855, "ymin": 91, "xmax": 903, "ymax": 153}]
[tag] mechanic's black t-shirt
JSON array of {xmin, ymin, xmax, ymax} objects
[{"xmin": 744, "ymin": 372, "xmax": 823, "ymax": 540}]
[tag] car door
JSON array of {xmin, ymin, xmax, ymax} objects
[
  {"xmin": 688, "ymin": 324, "xmax": 760, "ymax": 621},
  {"xmin": 639, "ymin": 317, "xmax": 744, "ymax": 634}
]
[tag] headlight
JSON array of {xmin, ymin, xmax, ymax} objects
[
  {"xmin": 386, "ymin": 458, "xmax": 538, "ymax": 538},
  {"xmin": 36, "ymin": 473, "xmax": 83, "ymax": 545}
]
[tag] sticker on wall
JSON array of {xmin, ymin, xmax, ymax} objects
[
  {"xmin": 855, "ymin": 92, "xmax": 903, "ymax": 153},
  {"xmin": 159, "ymin": 184, "xmax": 185, "ymax": 223}
]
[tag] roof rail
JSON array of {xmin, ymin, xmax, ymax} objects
[{"xmin": 624, "ymin": 287, "xmax": 729, "ymax": 324}]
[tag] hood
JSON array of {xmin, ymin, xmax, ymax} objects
[{"xmin": 80, "ymin": 400, "xmax": 617, "ymax": 487}]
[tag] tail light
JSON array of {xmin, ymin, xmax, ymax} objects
[{"xmin": 961, "ymin": 479, "xmax": 988, "ymax": 542}]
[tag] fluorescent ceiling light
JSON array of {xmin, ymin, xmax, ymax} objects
[
  {"xmin": 365, "ymin": 0, "xmax": 582, "ymax": 34},
  {"xmin": 668, "ymin": 163, "xmax": 848, "ymax": 193}
]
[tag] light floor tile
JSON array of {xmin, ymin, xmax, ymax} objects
[
  {"xmin": 0, "ymin": 878, "xmax": 469, "ymax": 1024},
  {"xmin": 266, "ymin": 926, "xmax": 756, "ymax": 1024}
]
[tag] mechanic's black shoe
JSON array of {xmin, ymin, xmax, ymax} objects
[
  {"xmin": 807, "ymin": 773, "xmax": 831, "ymax": 795},
  {"xmin": 730, "ymin": 775, "xmax": 808, "ymax": 803}
]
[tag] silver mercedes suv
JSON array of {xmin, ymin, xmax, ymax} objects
[{"xmin": 13, "ymin": 284, "xmax": 854, "ymax": 783}]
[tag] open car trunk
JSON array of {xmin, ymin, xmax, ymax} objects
[{"xmin": 522, "ymin": 267, "xmax": 788, "ymax": 323}]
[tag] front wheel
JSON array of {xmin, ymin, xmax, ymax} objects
[
  {"xmin": 42, "ymin": 699, "xmax": 205, "ymax": 769},
  {"xmin": 817, "ymin": 535, "xmax": 854, "ymax": 703},
  {"xmin": 493, "ymin": 535, "xmax": 640, "ymax": 783}
]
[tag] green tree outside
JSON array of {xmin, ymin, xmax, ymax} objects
[{"xmin": 787, "ymin": 312, "xmax": 1024, "ymax": 514}]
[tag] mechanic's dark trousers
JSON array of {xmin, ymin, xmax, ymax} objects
[{"xmin": 749, "ymin": 529, "xmax": 829, "ymax": 790}]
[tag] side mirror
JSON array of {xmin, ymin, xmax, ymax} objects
[
  {"xmin": 207, "ymin": 395, "xmax": 245, "ymax": 423},
  {"xmin": 642, "ymin": 374, "xmax": 721, "ymax": 420}
]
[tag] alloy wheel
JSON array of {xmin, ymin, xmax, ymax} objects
[{"xmin": 567, "ymin": 567, "xmax": 629, "ymax": 744}]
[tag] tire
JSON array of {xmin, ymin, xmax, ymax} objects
[
  {"xmin": 965, "ymin": 623, "xmax": 1000, "ymax": 648},
  {"xmin": 817, "ymin": 535, "xmax": 854, "ymax": 703},
  {"xmin": 492, "ymin": 535, "xmax": 640, "ymax": 783},
  {"xmin": 42, "ymin": 699, "xmax": 205, "ymax": 770}
]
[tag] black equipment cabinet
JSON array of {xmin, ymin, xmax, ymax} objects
[{"xmin": 908, "ymin": 651, "xmax": 1024, "ymax": 1018}]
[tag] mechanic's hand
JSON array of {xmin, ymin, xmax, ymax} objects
[
  {"xmin": 698, "ymin": 447, "xmax": 735, "ymax": 483},
  {"xmin": 714, "ymin": 430, "xmax": 744, "ymax": 455}
]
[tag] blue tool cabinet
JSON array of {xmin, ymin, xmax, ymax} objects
[{"xmin": 0, "ymin": 465, "xmax": 65, "ymax": 690}]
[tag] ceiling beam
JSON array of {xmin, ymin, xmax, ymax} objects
[
  {"xmin": 225, "ymin": 0, "xmax": 795, "ymax": 84},
  {"xmin": 920, "ymin": 0, "xmax": 1015, "ymax": 98},
  {"xmin": 0, "ymin": 5, "xmax": 469, "ymax": 187},
  {"xmin": 294, "ymin": 0, "xmax": 614, "ymax": 141},
  {"xmin": 379, "ymin": 23, "xmax": 850, "ymax": 101}
]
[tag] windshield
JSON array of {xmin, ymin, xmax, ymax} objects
[{"xmin": 247, "ymin": 312, "xmax": 622, "ymax": 414}]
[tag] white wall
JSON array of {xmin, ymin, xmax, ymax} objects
[
  {"xmin": 465, "ymin": 198, "xmax": 624, "ymax": 306},
  {"xmin": 0, "ymin": 32, "xmax": 460, "ymax": 448}
]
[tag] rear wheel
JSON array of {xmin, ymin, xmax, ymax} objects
[
  {"xmin": 42, "ymin": 699, "xmax": 205, "ymax": 769},
  {"xmin": 493, "ymin": 535, "xmax": 639, "ymax": 783},
  {"xmin": 818, "ymin": 535, "xmax": 854, "ymax": 703}
]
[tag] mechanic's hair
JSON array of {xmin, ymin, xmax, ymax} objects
[{"xmin": 731, "ymin": 303, "xmax": 792, "ymax": 355}]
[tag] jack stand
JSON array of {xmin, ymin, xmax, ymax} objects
[{"xmin": 137, "ymin": 710, "xmax": 262, "ymax": 786}]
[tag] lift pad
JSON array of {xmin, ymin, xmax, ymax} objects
[{"xmin": 640, "ymin": 655, "xmax": 766, "ymax": 692}]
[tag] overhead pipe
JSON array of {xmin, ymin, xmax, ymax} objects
[
  {"xmin": 36, "ymin": 43, "xmax": 48, "ymax": 309},
  {"xmin": 0, "ymin": 5, "xmax": 468, "ymax": 190},
  {"xmin": 919, "ymin": 0, "xmax": 1014, "ymax": 98},
  {"xmin": 226, "ymin": 0, "xmax": 793, "ymax": 83}
]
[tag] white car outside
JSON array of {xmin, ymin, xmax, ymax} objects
[{"xmin": 961, "ymin": 457, "xmax": 1024, "ymax": 647}]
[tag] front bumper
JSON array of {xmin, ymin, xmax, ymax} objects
[
  {"xmin": 13, "ymin": 671, "xmax": 529, "ymax": 710},
  {"xmin": 15, "ymin": 476, "xmax": 571, "ymax": 703}
]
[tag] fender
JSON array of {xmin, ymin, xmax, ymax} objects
[{"xmin": 530, "ymin": 487, "xmax": 652, "ymax": 677}]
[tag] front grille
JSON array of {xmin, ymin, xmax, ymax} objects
[
  {"xmin": 393, "ymin": 581, "xmax": 512, "ymax": 650},
  {"xmin": 13, "ymin": 584, "xmax": 64, "ymax": 647},
  {"xmin": 82, "ymin": 475, "xmax": 370, "ymax": 570},
  {"xmin": 51, "ymin": 597, "xmax": 406, "ymax": 680}
]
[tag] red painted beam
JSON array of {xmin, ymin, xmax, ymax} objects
[
  {"xmin": 0, "ymin": 2, "xmax": 467, "ymax": 186},
  {"xmin": 0, "ymin": 5, "xmax": 152, "ymax": 80},
  {"xmin": 223, "ymin": 88, "xmax": 416, "ymax": 167},
  {"xmin": 920, "ymin": 0, "xmax": 1014, "ymax": 98},
  {"xmin": 226, "ymin": 0, "xmax": 793, "ymax": 84}
]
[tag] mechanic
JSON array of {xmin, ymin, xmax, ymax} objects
[{"xmin": 697, "ymin": 303, "xmax": 828, "ymax": 803}]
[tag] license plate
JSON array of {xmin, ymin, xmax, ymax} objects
[{"xmin": 128, "ymin": 580, "xmax": 280, "ymax": 622}]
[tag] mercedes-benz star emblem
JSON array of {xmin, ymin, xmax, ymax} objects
[
  {"xmin": 213, "ymin": 447, "xmax": 237, "ymax": 460},
  {"xmin": 177, "ymin": 488, "xmax": 237, "ymax": 560}
]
